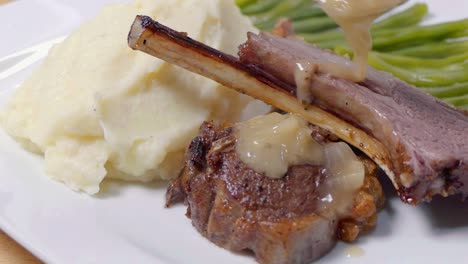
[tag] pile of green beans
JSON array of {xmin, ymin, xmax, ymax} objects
[{"xmin": 236, "ymin": 0, "xmax": 468, "ymax": 109}]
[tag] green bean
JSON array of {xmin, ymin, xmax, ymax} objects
[
  {"xmin": 329, "ymin": 48, "xmax": 468, "ymax": 99},
  {"xmin": 331, "ymin": 45, "xmax": 468, "ymax": 70},
  {"xmin": 303, "ymin": 27, "xmax": 406, "ymax": 48},
  {"xmin": 332, "ymin": 45, "xmax": 352, "ymax": 56},
  {"xmin": 293, "ymin": 16, "xmax": 337, "ymax": 33},
  {"xmin": 245, "ymin": 1, "xmax": 333, "ymax": 32},
  {"xmin": 368, "ymin": 53, "xmax": 468, "ymax": 87},
  {"xmin": 288, "ymin": 6, "xmax": 326, "ymax": 21},
  {"xmin": 297, "ymin": 3, "xmax": 428, "ymax": 44},
  {"xmin": 421, "ymin": 82, "xmax": 468, "ymax": 98},
  {"xmin": 373, "ymin": 19, "xmax": 468, "ymax": 50},
  {"xmin": 298, "ymin": 36, "xmax": 344, "ymax": 49},
  {"xmin": 254, "ymin": 21, "xmax": 276, "ymax": 30},
  {"xmin": 242, "ymin": 0, "xmax": 282, "ymax": 15},
  {"xmin": 318, "ymin": 43, "xmax": 468, "ymax": 88},
  {"xmin": 448, "ymin": 29, "xmax": 468, "ymax": 39},
  {"xmin": 236, "ymin": 0, "xmax": 257, "ymax": 9},
  {"xmin": 443, "ymin": 94, "xmax": 468, "ymax": 106},
  {"xmin": 413, "ymin": 62, "xmax": 468, "ymax": 74},
  {"xmin": 305, "ymin": 28, "xmax": 396, "ymax": 45},
  {"xmin": 378, "ymin": 52, "xmax": 468, "ymax": 68},
  {"xmin": 250, "ymin": 0, "xmax": 310, "ymax": 26},
  {"xmin": 300, "ymin": 29, "xmax": 342, "ymax": 44},
  {"xmin": 318, "ymin": 39, "xmax": 348, "ymax": 49},
  {"xmin": 373, "ymin": 3, "xmax": 428, "ymax": 29},
  {"xmin": 391, "ymin": 40, "xmax": 468, "ymax": 58}
]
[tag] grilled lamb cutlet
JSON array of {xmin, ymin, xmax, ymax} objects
[
  {"xmin": 238, "ymin": 32, "xmax": 468, "ymax": 204},
  {"xmin": 128, "ymin": 16, "xmax": 468, "ymax": 204},
  {"xmin": 166, "ymin": 121, "xmax": 384, "ymax": 264}
]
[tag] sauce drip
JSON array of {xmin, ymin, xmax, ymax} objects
[
  {"xmin": 320, "ymin": 142, "xmax": 365, "ymax": 215},
  {"xmin": 345, "ymin": 246, "xmax": 365, "ymax": 258},
  {"xmin": 294, "ymin": 62, "xmax": 316, "ymax": 104},
  {"xmin": 317, "ymin": 0, "xmax": 405, "ymax": 81}
]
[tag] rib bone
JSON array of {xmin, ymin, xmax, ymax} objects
[{"xmin": 127, "ymin": 15, "xmax": 395, "ymax": 193}]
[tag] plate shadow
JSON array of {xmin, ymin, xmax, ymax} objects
[
  {"xmin": 96, "ymin": 178, "xmax": 169, "ymax": 199},
  {"xmin": 419, "ymin": 195, "xmax": 468, "ymax": 232}
]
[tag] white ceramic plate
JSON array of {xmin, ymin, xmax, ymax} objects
[{"xmin": 0, "ymin": 1, "xmax": 467, "ymax": 263}]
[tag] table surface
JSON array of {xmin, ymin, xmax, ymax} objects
[{"xmin": 0, "ymin": 230, "xmax": 41, "ymax": 263}]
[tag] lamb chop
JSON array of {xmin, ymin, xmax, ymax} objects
[
  {"xmin": 166, "ymin": 120, "xmax": 384, "ymax": 264},
  {"xmin": 128, "ymin": 16, "xmax": 468, "ymax": 204}
]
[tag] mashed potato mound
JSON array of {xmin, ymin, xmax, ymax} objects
[{"xmin": 0, "ymin": 0, "xmax": 257, "ymax": 194}]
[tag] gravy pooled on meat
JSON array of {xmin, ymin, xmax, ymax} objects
[
  {"xmin": 235, "ymin": 113, "xmax": 323, "ymax": 179},
  {"xmin": 236, "ymin": 113, "xmax": 366, "ymax": 215}
]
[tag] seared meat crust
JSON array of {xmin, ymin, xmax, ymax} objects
[{"xmin": 167, "ymin": 121, "xmax": 384, "ymax": 264}]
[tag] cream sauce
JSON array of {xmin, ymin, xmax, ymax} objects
[
  {"xmin": 320, "ymin": 142, "xmax": 365, "ymax": 215},
  {"xmin": 294, "ymin": 62, "xmax": 316, "ymax": 104},
  {"xmin": 235, "ymin": 113, "xmax": 324, "ymax": 179},
  {"xmin": 345, "ymin": 246, "xmax": 365, "ymax": 258},
  {"xmin": 317, "ymin": 0, "xmax": 405, "ymax": 81},
  {"xmin": 235, "ymin": 113, "xmax": 365, "ymax": 214}
]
